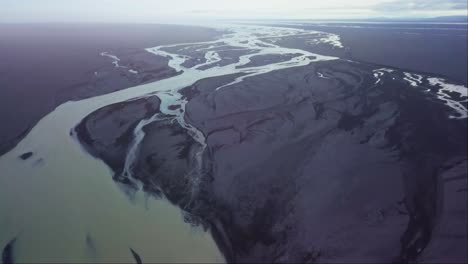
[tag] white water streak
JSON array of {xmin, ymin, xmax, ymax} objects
[
  {"xmin": 428, "ymin": 77, "xmax": 468, "ymax": 119},
  {"xmin": 0, "ymin": 24, "xmax": 337, "ymax": 263},
  {"xmin": 373, "ymin": 69, "xmax": 468, "ymax": 119}
]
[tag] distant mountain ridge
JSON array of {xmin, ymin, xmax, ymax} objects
[
  {"xmin": 366, "ymin": 16, "xmax": 468, "ymax": 23},
  {"xmin": 238, "ymin": 16, "xmax": 468, "ymax": 24}
]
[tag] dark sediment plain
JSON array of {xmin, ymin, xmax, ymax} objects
[
  {"xmin": 2, "ymin": 24, "xmax": 467, "ymax": 263},
  {"xmin": 0, "ymin": 24, "xmax": 221, "ymax": 156},
  {"xmin": 78, "ymin": 59, "xmax": 467, "ymax": 262},
  {"xmin": 75, "ymin": 96, "xmax": 162, "ymax": 185},
  {"xmin": 267, "ymin": 22, "xmax": 468, "ymax": 85},
  {"xmin": 1, "ymin": 239, "xmax": 15, "ymax": 264}
]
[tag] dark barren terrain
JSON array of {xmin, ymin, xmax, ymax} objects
[
  {"xmin": 270, "ymin": 22, "xmax": 468, "ymax": 84},
  {"xmin": 77, "ymin": 60, "xmax": 467, "ymax": 262},
  {"xmin": 0, "ymin": 24, "xmax": 220, "ymax": 155},
  {"xmin": 1, "ymin": 22, "xmax": 467, "ymax": 263}
]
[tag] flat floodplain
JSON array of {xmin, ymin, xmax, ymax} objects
[
  {"xmin": 0, "ymin": 23, "xmax": 221, "ymax": 155},
  {"xmin": 268, "ymin": 22, "xmax": 468, "ymax": 84}
]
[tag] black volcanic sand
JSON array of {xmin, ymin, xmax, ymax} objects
[
  {"xmin": 75, "ymin": 96, "xmax": 161, "ymax": 187},
  {"xmin": 200, "ymin": 48, "xmax": 256, "ymax": 70},
  {"xmin": 55, "ymin": 49, "xmax": 177, "ymax": 103},
  {"xmin": 266, "ymin": 23, "xmax": 468, "ymax": 85},
  {"xmin": 1, "ymin": 238, "xmax": 15, "ymax": 264},
  {"xmin": 0, "ymin": 24, "xmax": 222, "ymax": 156},
  {"xmin": 163, "ymin": 43, "xmax": 258, "ymax": 70},
  {"xmin": 130, "ymin": 248, "xmax": 143, "ymax": 264},
  {"xmin": 236, "ymin": 53, "xmax": 302, "ymax": 69},
  {"xmin": 77, "ymin": 60, "xmax": 467, "ymax": 263},
  {"xmin": 131, "ymin": 119, "xmax": 199, "ymax": 202},
  {"xmin": 18, "ymin": 152, "xmax": 33, "ymax": 160},
  {"xmin": 161, "ymin": 42, "xmax": 227, "ymax": 68}
]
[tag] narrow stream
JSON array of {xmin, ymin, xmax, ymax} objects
[{"xmin": 0, "ymin": 25, "xmax": 338, "ymax": 263}]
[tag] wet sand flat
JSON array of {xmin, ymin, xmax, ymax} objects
[
  {"xmin": 2, "ymin": 23, "xmax": 467, "ymax": 263},
  {"xmin": 267, "ymin": 22, "xmax": 468, "ymax": 84},
  {"xmin": 79, "ymin": 59, "xmax": 467, "ymax": 262},
  {"xmin": 0, "ymin": 23, "xmax": 221, "ymax": 155}
]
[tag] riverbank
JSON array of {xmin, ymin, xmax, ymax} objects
[
  {"xmin": 2, "ymin": 23, "xmax": 466, "ymax": 263},
  {"xmin": 0, "ymin": 23, "xmax": 222, "ymax": 156},
  {"xmin": 266, "ymin": 22, "xmax": 468, "ymax": 85},
  {"xmin": 77, "ymin": 59, "xmax": 467, "ymax": 262},
  {"xmin": 182, "ymin": 60, "xmax": 467, "ymax": 262}
]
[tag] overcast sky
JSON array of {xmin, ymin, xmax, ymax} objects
[{"xmin": 1, "ymin": 0, "xmax": 467, "ymax": 23}]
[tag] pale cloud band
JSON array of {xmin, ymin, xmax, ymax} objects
[
  {"xmin": 374, "ymin": 0, "xmax": 468, "ymax": 11},
  {"xmin": 1, "ymin": 0, "xmax": 467, "ymax": 23}
]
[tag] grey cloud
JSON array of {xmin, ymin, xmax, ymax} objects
[
  {"xmin": 453, "ymin": 2, "xmax": 468, "ymax": 9},
  {"xmin": 373, "ymin": 0, "xmax": 468, "ymax": 11}
]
